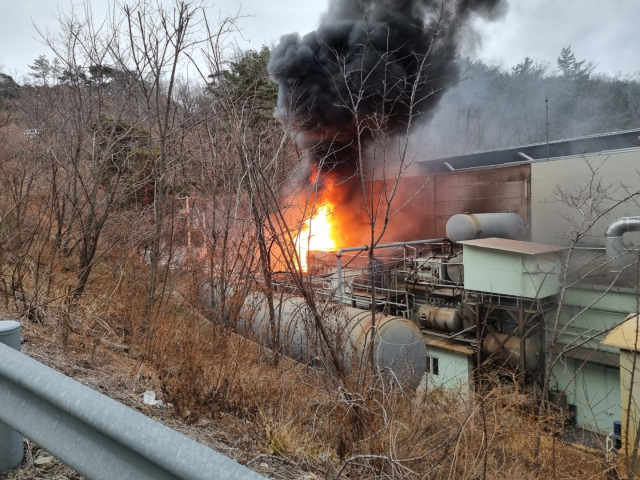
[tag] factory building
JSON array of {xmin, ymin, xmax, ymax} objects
[
  {"xmin": 329, "ymin": 128, "xmax": 640, "ymax": 437},
  {"xmin": 228, "ymin": 127, "xmax": 640, "ymax": 448}
]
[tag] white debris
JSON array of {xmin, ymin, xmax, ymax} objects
[
  {"xmin": 33, "ymin": 453, "xmax": 55, "ymax": 466},
  {"xmin": 143, "ymin": 390, "xmax": 159, "ymax": 406}
]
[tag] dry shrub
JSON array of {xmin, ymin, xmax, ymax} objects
[{"xmin": 144, "ymin": 309, "xmax": 610, "ymax": 479}]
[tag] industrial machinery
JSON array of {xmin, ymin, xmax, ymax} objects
[{"xmin": 205, "ymin": 212, "xmax": 554, "ymax": 389}]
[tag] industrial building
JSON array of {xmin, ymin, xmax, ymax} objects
[
  {"xmin": 234, "ymin": 128, "xmax": 640, "ymax": 452},
  {"xmin": 318, "ymin": 128, "xmax": 640, "ymax": 437}
]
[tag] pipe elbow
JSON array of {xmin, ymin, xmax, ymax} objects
[{"xmin": 606, "ymin": 217, "xmax": 640, "ymax": 238}]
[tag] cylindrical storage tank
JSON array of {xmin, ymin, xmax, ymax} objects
[
  {"xmin": 445, "ymin": 254, "xmax": 464, "ymax": 284},
  {"xmin": 417, "ymin": 304, "xmax": 463, "ymax": 333},
  {"xmin": 483, "ymin": 332, "xmax": 540, "ymax": 372},
  {"xmin": 239, "ymin": 293, "xmax": 427, "ymax": 388},
  {"xmin": 446, "ymin": 213, "xmax": 525, "ymax": 243}
]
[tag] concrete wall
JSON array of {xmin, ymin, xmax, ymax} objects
[
  {"xmin": 620, "ymin": 350, "xmax": 640, "ymax": 462},
  {"xmin": 531, "ymin": 149, "xmax": 640, "ymax": 247}
]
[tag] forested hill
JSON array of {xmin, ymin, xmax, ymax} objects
[
  {"xmin": 413, "ymin": 47, "xmax": 640, "ymax": 159},
  {"xmin": 4, "ymin": 46, "xmax": 640, "ymax": 161}
]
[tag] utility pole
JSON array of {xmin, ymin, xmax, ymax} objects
[{"xmin": 546, "ymin": 95, "xmax": 549, "ymax": 161}]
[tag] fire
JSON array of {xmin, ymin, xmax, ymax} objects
[{"xmin": 295, "ymin": 203, "xmax": 336, "ymax": 272}]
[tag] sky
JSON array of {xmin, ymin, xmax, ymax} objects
[{"xmin": 1, "ymin": 0, "xmax": 639, "ymax": 80}]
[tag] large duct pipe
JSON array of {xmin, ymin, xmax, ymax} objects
[
  {"xmin": 606, "ymin": 216, "xmax": 640, "ymax": 273},
  {"xmin": 446, "ymin": 213, "xmax": 525, "ymax": 244},
  {"xmin": 417, "ymin": 305, "xmax": 463, "ymax": 333},
  {"xmin": 239, "ymin": 293, "xmax": 427, "ymax": 388},
  {"xmin": 483, "ymin": 332, "xmax": 541, "ymax": 372}
]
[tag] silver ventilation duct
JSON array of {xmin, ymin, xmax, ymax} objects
[
  {"xmin": 606, "ymin": 216, "xmax": 640, "ymax": 273},
  {"xmin": 446, "ymin": 213, "xmax": 525, "ymax": 244}
]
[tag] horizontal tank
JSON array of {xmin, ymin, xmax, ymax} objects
[
  {"xmin": 239, "ymin": 292, "xmax": 427, "ymax": 388},
  {"xmin": 445, "ymin": 254, "xmax": 464, "ymax": 284},
  {"xmin": 417, "ymin": 304, "xmax": 463, "ymax": 333},
  {"xmin": 483, "ymin": 332, "xmax": 540, "ymax": 372},
  {"xmin": 446, "ymin": 213, "xmax": 525, "ymax": 244}
]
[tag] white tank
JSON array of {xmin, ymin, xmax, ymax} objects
[
  {"xmin": 239, "ymin": 292, "xmax": 427, "ymax": 388},
  {"xmin": 446, "ymin": 213, "xmax": 524, "ymax": 243}
]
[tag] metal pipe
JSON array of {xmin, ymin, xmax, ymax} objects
[
  {"xmin": 483, "ymin": 332, "xmax": 541, "ymax": 371},
  {"xmin": 443, "ymin": 161, "xmax": 455, "ymax": 171},
  {"xmin": 335, "ymin": 239, "xmax": 444, "ymax": 298},
  {"xmin": 606, "ymin": 216, "xmax": 640, "ymax": 273},
  {"xmin": 516, "ymin": 152, "xmax": 535, "ymax": 162},
  {"xmin": 0, "ymin": 321, "xmax": 23, "ymax": 473}
]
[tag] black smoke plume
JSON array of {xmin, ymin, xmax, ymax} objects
[{"xmin": 268, "ymin": 0, "xmax": 507, "ymax": 155}]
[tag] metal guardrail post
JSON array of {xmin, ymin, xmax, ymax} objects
[
  {"xmin": 0, "ymin": 320, "xmax": 24, "ymax": 473},
  {"xmin": 0, "ymin": 325, "xmax": 268, "ymax": 480}
]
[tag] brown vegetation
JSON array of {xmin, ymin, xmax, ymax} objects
[{"xmin": 0, "ymin": 1, "xmax": 616, "ymax": 479}]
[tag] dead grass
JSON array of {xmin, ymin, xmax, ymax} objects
[{"xmin": 0, "ymin": 252, "xmax": 612, "ymax": 480}]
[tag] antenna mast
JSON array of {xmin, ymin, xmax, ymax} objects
[{"xmin": 546, "ymin": 95, "xmax": 549, "ymax": 161}]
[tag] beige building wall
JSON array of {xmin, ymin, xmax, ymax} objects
[{"xmin": 531, "ymin": 148, "xmax": 640, "ymax": 246}]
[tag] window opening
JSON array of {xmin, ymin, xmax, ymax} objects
[{"xmin": 426, "ymin": 355, "xmax": 439, "ymax": 376}]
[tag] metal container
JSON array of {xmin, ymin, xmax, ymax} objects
[
  {"xmin": 483, "ymin": 332, "xmax": 541, "ymax": 372},
  {"xmin": 446, "ymin": 213, "xmax": 524, "ymax": 244},
  {"xmin": 239, "ymin": 293, "xmax": 427, "ymax": 388},
  {"xmin": 446, "ymin": 254, "xmax": 464, "ymax": 284},
  {"xmin": 417, "ymin": 304, "xmax": 463, "ymax": 333}
]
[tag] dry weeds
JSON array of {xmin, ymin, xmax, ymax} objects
[{"xmin": 0, "ymin": 255, "xmax": 612, "ymax": 480}]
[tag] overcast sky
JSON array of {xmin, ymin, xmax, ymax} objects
[{"xmin": 1, "ymin": 0, "xmax": 638, "ymax": 80}]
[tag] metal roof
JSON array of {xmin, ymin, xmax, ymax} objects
[
  {"xmin": 415, "ymin": 128, "xmax": 640, "ymax": 174},
  {"xmin": 566, "ymin": 248, "xmax": 607, "ymax": 279},
  {"xmin": 458, "ymin": 238, "xmax": 568, "ymax": 255},
  {"xmin": 565, "ymin": 248, "xmax": 639, "ymax": 288},
  {"xmin": 551, "ymin": 342, "xmax": 619, "ymax": 367}
]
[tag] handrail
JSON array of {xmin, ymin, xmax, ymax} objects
[
  {"xmin": 0, "ymin": 321, "xmax": 268, "ymax": 480},
  {"xmin": 335, "ymin": 238, "xmax": 445, "ymax": 298}
]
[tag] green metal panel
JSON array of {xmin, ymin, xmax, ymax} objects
[
  {"xmin": 463, "ymin": 245, "xmax": 561, "ymax": 298},
  {"xmin": 551, "ymin": 357, "xmax": 620, "ymax": 434},
  {"xmin": 548, "ymin": 286, "xmax": 635, "ymax": 352},
  {"xmin": 423, "ymin": 346, "xmax": 472, "ymax": 390}
]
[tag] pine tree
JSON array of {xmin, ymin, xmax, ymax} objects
[
  {"xmin": 557, "ymin": 46, "xmax": 595, "ymax": 81},
  {"xmin": 28, "ymin": 55, "xmax": 52, "ymax": 86}
]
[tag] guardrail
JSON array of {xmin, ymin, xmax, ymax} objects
[{"xmin": 0, "ymin": 320, "xmax": 268, "ymax": 480}]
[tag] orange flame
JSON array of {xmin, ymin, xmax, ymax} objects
[{"xmin": 295, "ymin": 202, "xmax": 336, "ymax": 272}]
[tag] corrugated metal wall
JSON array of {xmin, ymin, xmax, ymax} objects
[
  {"xmin": 383, "ymin": 164, "xmax": 531, "ymax": 241},
  {"xmin": 433, "ymin": 166, "xmax": 530, "ymax": 236}
]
